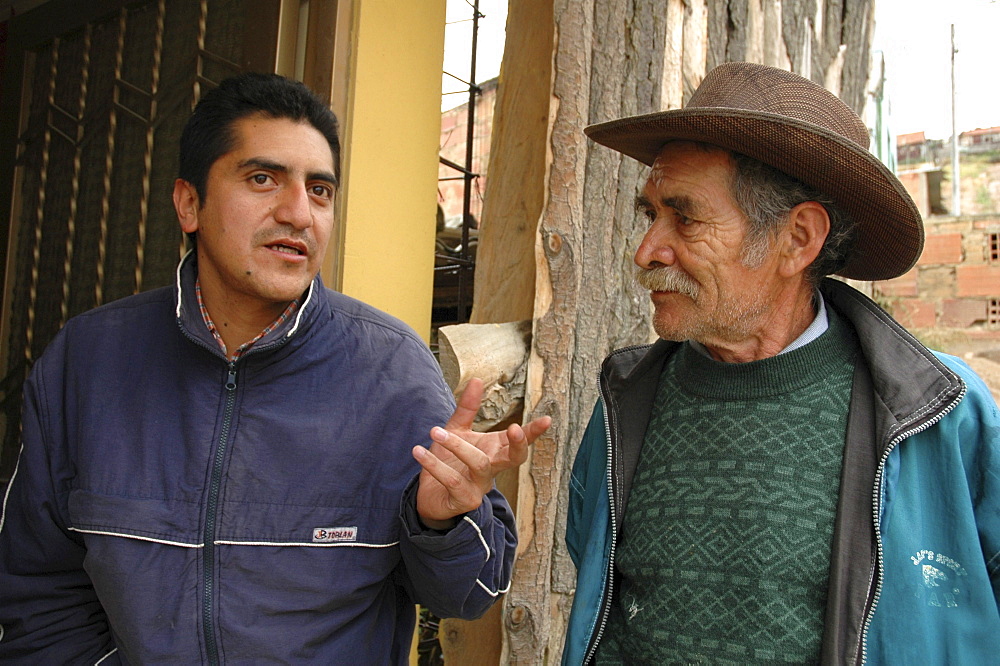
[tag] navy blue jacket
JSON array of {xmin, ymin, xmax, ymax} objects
[{"xmin": 0, "ymin": 255, "xmax": 517, "ymax": 664}]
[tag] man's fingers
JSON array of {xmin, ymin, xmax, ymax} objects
[
  {"xmin": 413, "ymin": 446, "xmax": 469, "ymax": 516},
  {"xmin": 496, "ymin": 416, "xmax": 549, "ymax": 467},
  {"xmin": 501, "ymin": 424, "xmax": 530, "ymax": 466},
  {"xmin": 413, "ymin": 445, "xmax": 474, "ymax": 497},
  {"xmin": 521, "ymin": 415, "xmax": 552, "ymax": 444},
  {"xmin": 443, "ymin": 378, "xmax": 484, "ymax": 433},
  {"xmin": 429, "ymin": 426, "xmax": 493, "ymax": 480},
  {"xmin": 412, "ymin": 445, "xmax": 457, "ymax": 483}
]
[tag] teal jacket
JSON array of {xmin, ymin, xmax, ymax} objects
[{"xmin": 564, "ymin": 279, "xmax": 1000, "ymax": 664}]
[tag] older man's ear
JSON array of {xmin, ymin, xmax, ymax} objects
[{"xmin": 777, "ymin": 201, "xmax": 830, "ymax": 279}]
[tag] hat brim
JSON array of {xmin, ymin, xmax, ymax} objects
[{"xmin": 585, "ymin": 108, "xmax": 924, "ymax": 281}]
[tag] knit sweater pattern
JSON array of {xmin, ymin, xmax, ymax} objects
[{"xmin": 594, "ymin": 308, "xmax": 859, "ymax": 664}]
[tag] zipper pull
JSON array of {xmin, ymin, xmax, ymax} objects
[{"xmin": 225, "ymin": 364, "xmax": 237, "ymax": 391}]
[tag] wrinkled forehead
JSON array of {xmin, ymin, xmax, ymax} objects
[{"xmin": 644, "ymin": 140, "xmax": 735, "ymax": 197}]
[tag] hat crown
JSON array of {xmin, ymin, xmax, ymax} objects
[{"xmin": 687, "ymin": 62, "xmax": 870, "ymax": 150}]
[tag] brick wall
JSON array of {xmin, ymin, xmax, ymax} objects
[
  {"xmin": 873, "ymin": 214, "xmax": 1000, "ymax": 339},
  {"xmin": 438, "ymin": 78, "xmax": 499, "ymax": 225}
]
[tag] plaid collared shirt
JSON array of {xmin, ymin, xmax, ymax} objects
[{"xmin": 195, "ymin": 278, "xmax": 300, "ymax": 361}]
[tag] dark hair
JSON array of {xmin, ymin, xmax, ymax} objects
[
  {"xmin": 179, "ymin": 72, "xmax": 341, "ymax": 206},
  {"xmin": 729, "ymin": 151, "xmax": 857, "ymax": 286}
]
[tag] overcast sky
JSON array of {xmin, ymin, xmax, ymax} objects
[
  {"xmin": 442, "ymin": 0, "xmax": 1000, "ymax": 139},
  {"xmin": 873, "ymin": 0, "xmax": 999, "ymax": 139},
  {"xmin": 441, "ymin": 0, "xmax": 508, "ymax": 111}
]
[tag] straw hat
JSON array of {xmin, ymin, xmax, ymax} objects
[{"xmin": 584, "ymin": 61, "xmax": 923, "ymax": 281}]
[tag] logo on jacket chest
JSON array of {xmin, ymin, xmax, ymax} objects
[
  {"xmin": 312, "ymin": 526, "xmax": 358, "ymax": 543},
  {"xmin": 910, "ymin": 549, "xmax": 968, "ymax": 608}
]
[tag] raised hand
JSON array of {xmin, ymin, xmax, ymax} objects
[{"xmin": 412, "ymin": 378, "xmax": 551, "ymax": 529}]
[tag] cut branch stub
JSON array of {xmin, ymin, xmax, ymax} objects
[{"xmin": 437, "ymin": 320, "xmax": 533, "ymax": 430}]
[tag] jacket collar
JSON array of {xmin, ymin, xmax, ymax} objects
[
  {"xmin": 172, "ymin": 251, "xmax": 322, "ymax": 358},
  {"xmin": 819, "ymin": 278, "xmax": 964, "ymax": 436},
  {"xmin": 603, "ymin": 278, "xmax": 963, "ymax": 433}
]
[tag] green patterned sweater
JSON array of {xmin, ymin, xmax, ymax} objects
[{"xmin": 595, "ymin": 307, "xmax": 859, "ymax": 664}]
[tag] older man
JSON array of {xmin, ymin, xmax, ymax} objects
[{"xmin": 564, "ymin": 62, "xmax": 1000, "ymax": 665}]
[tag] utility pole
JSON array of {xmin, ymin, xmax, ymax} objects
[{"xmin": 951, "ymin": 23, "xmax": 961, "ymax": 216}]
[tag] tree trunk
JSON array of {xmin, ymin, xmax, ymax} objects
[{"xmin": 506, "ymin": 1, "xmax": 669, "ymax": 661}]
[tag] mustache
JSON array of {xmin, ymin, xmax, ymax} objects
[
  {"xmin": 253, "ymin": 229, "xmax": 317, "ymax": 255},
  {"xmin": 634, "ymin": 266, "xmax": 699, "ymax": 298}
]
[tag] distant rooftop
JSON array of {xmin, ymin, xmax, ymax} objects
[
  {"xmin": 897, "ymin": 131, "xmax": 926, "ymax": 146},
  {"xmin": 960, "ymin": 126, "xmax": 1000, "ymax": 138}
]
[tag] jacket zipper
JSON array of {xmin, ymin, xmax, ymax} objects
[
  {"xmin": 583, "ymin": 344, "xmax": 650, "ymax": 665},
  {"xmin": 172, "ymin": 271, "xmax": 312, "ymax": 662},
  {"xmin": 856, "ymin": 383, "xmax": 966, "ymax": 664},
  {"xmin": 202, "ymin": 361, "xmax": 239, "ymax": 665},
  {"xmin": 582, "ymin": 391, "xmax": 618, "ymax": 665}
]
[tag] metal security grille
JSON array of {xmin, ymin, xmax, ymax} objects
[{"xmin": 1, "ymin": 0, "xmax": 249, "ymax": 479}]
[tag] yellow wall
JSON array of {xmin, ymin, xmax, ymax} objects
[{"xmin": 329, "ymin": 0, "xmax": 446, "ymax": 340}]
